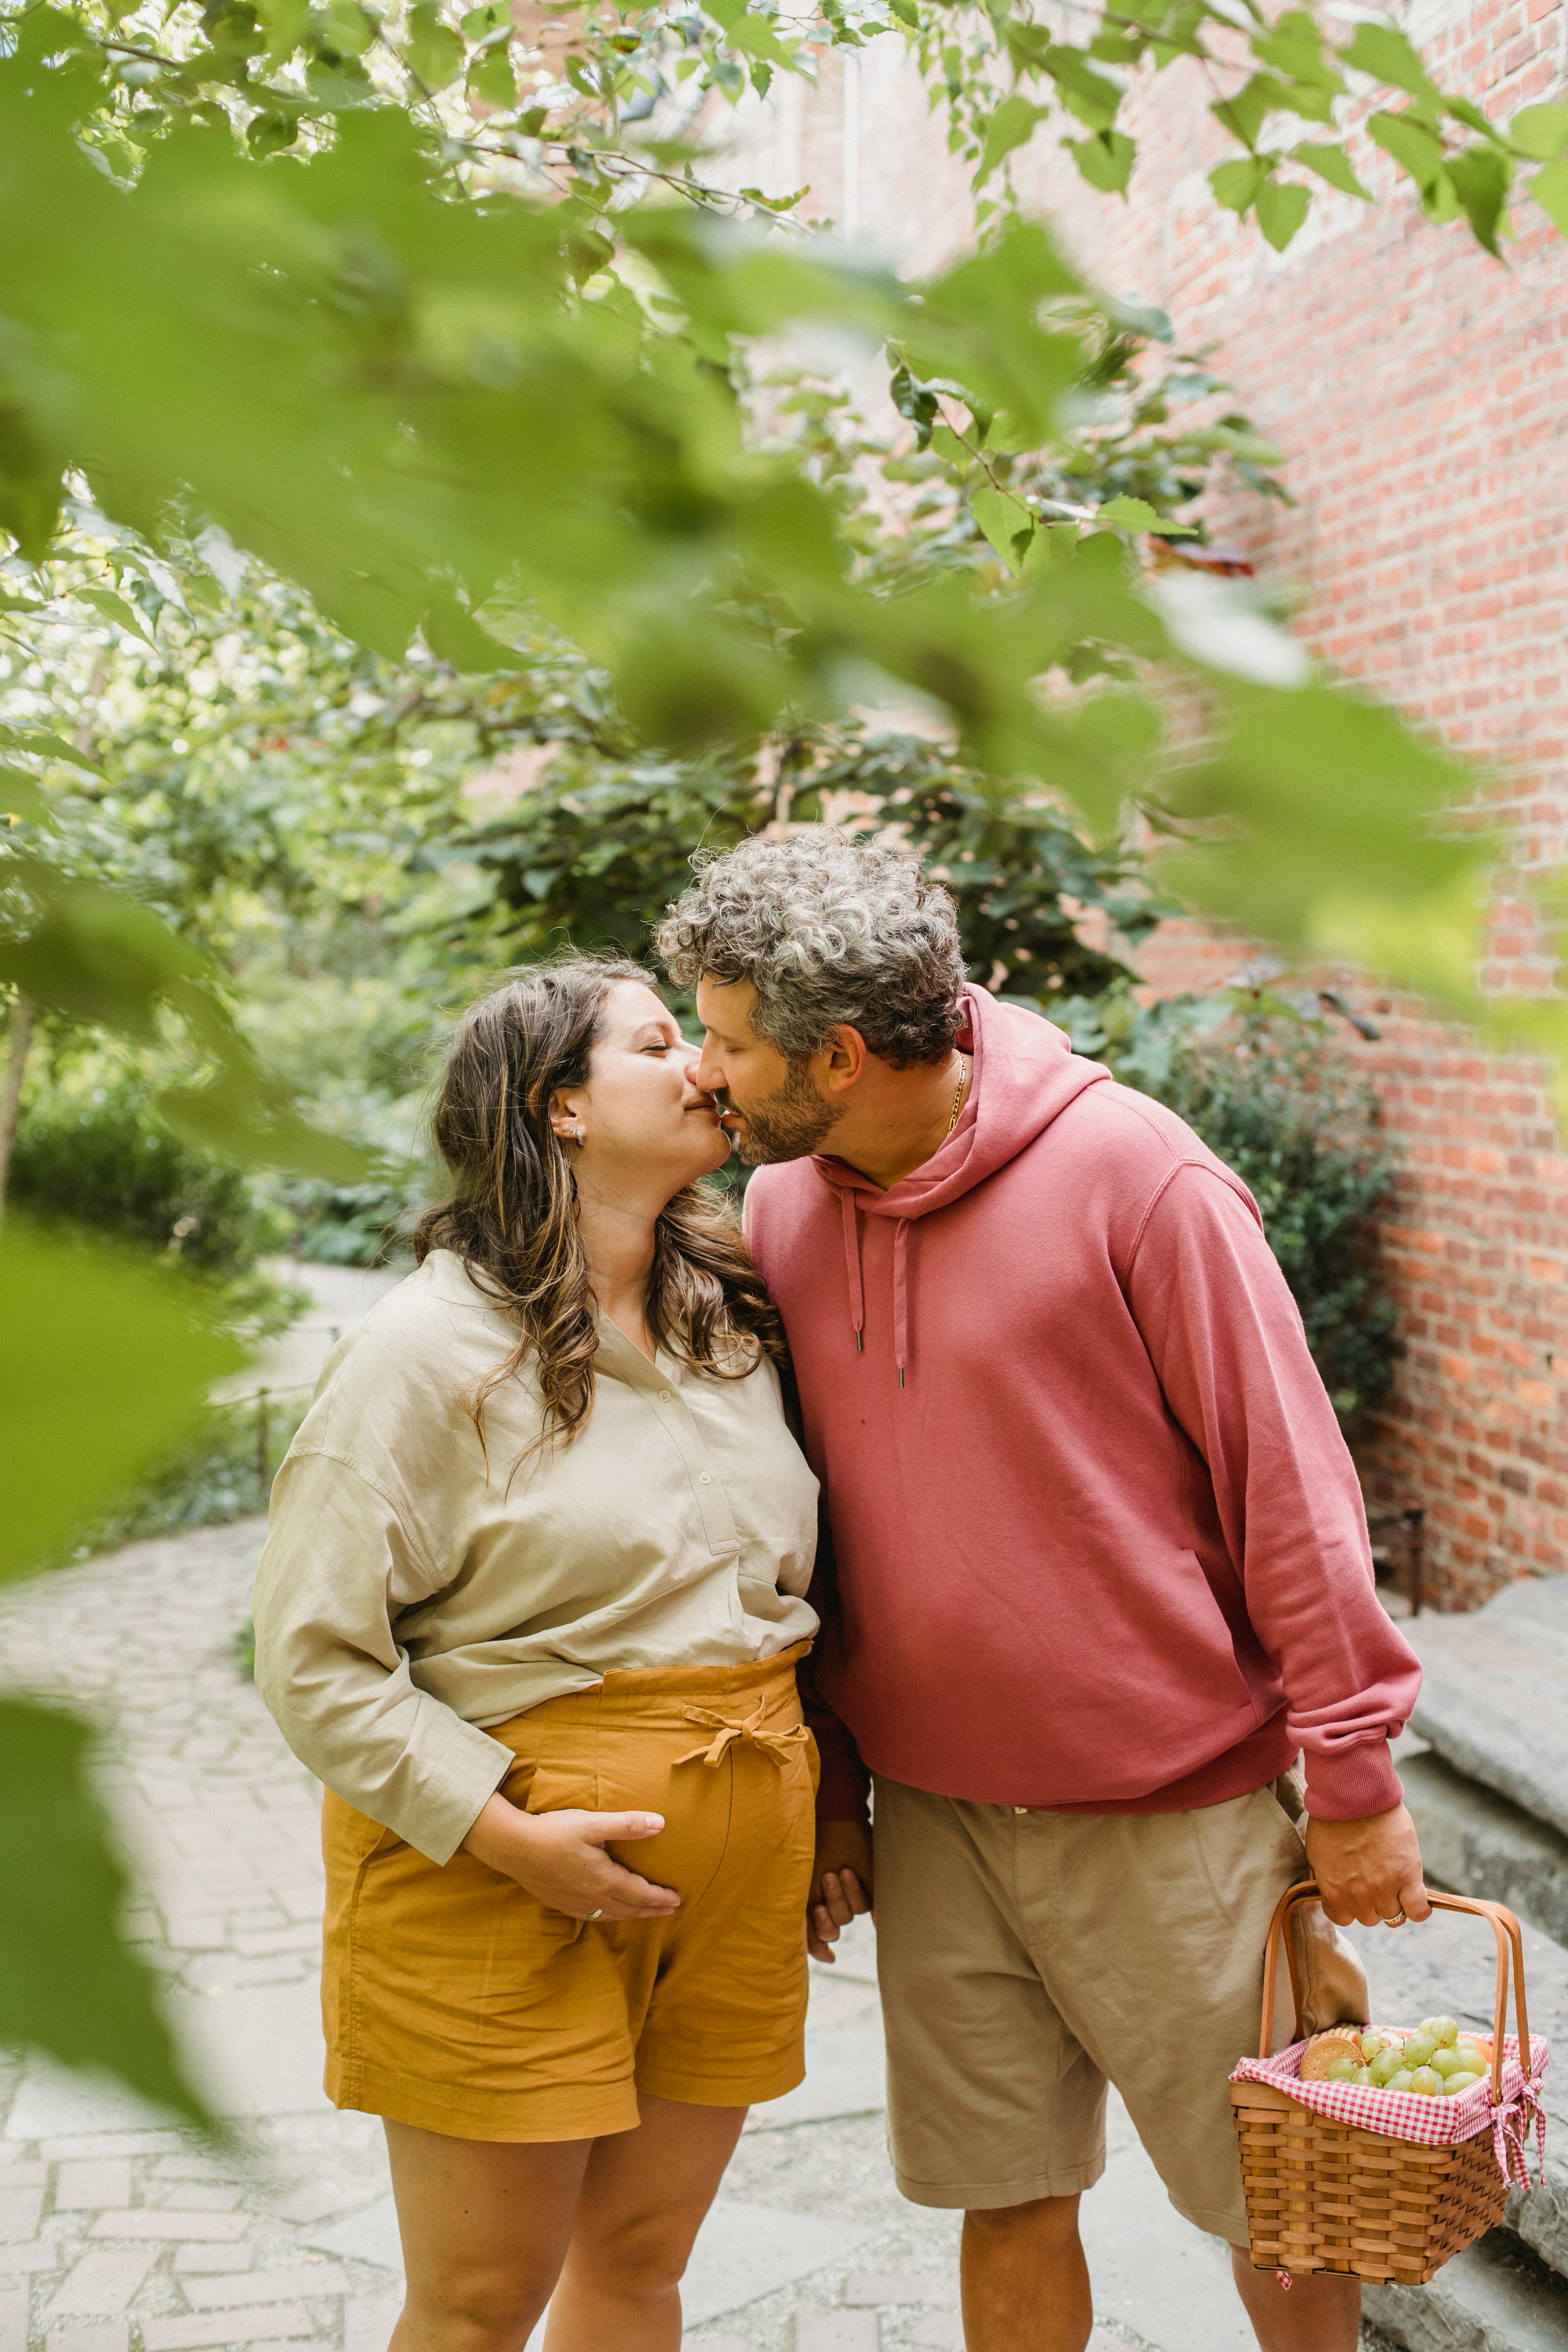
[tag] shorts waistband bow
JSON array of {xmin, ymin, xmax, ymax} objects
[{"xmin": 675, "ymin": 1693, "xmax": 810, "ymax": 1769}]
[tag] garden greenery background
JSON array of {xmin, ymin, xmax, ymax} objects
[{"xmin": 2, "ymin": 0, "xmax": 1565, "ymax": 2117}]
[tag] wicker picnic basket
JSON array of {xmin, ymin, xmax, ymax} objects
[{"xmin": 1229, "ymin": 1879, "xmax": 1539, "ymax": 2286}]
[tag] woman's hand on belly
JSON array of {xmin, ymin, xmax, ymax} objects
[{"xmin": 461, "ymin": 1792, "xmax": 682, "ymax": 1921}]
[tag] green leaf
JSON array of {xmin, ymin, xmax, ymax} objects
[
  {"xmin": 1039, "ymin": 47, "xmax": 1123, "ymax": 133},
  {"xmin": 1209, "ymin": 155, "xmax": 1268, "ymax": 214},
  {"xmin": 1510, "ymin": 100, "xmax": 1568, "ymax": 160},
  {"xmin": 317, "ymin": 0, "xmax": 377, "ymax": 54},
  {"xmin": 253, "ymin": 0, "xmax": 309, "ymax": 63},
  {"xmin": 0, "ymin": 1220, "xmax": 242, "ymax": 1583},
  {"xmin": 1251, "ymin": 11, "xmax": 1340, "ymax": 95},
  {"xmin": 979, "ymin": 94, "xmax": 1047, "ymax": 184},
  {"xmin": 1065, "ymin": 128, "xmax": 1136, "ymax": 196},
  {"xmin": 0, "ymin": 1697, "xmax": 207, "ymax": 2119},
  {"xmin": 970, "ymin": 481, "xmax": 1034, "ymax": 571},
  {"xmin": 157, "ymin": 1075, "xmax": 368, "ymax": 1180},
  {"xmin": 466, "ymin": 42, "xmax": 515, "ymax": 106},
  {"xmin": 1368, "ymin": 110, "xmax": 1447, "ymax": 193},
  {"xmin": 1530, "ymin": 154, "xmax": 1568, "ymax": 234},
  {"xmin": 403, "ymin": 1, "xmax": 465, "ymax": 91},
  {"xmin": 1292, "ymin": 142, "xmax": 1372, "ymax": 201},
  {"xmin": 0, "ymin": 881, "xmax": 212, "ymax": 1041},
  {"xmin": 1163, "ymin": 678, "xmax": 1488, "ymax": 1004},
  {"xmin": 1098, "ymin": 494, "xmax": 1197, "ymax": 536},
  {"xmin": 723, "ymin": 12, "xmax": 795, "ymax": 66},
  {"xmin": 0, "ymin": 725, "xmax": 105, "ymax": 776},
  {"xmin": 1212, "ymin": 74, "xmax": 1287, "ymax": 152},
  {"xmin": 1446, "ymin": 142, "xmax": 1510, "ymax": 255},
  {"xmin": 0, "ymin": 765, "xmax": 51, "ymax": 824},
  {"xmin": 78, "ymin": 586, "xmax": 155, "ymax": 644},
  {"xmin": 1254, "ymin": 177, "xmax": 1311, "ymax": 250},
  {"xmin": 1097, "ymin": 494, "xmax": 1164, "ymax": 531},
  {"xmin": 1340, "ymin": 23, "xmax": 1439, "ymax": 105}
]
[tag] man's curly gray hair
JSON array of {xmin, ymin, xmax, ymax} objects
[{"xmin": 655, "ymin": 828, "xmax": 967, "ymax": 1067}]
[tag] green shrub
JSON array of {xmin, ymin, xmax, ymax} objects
[
  {"xmin": 9, "ymin": 1085, "xmax": 283, "ymax": 1274},
  {"xmin": 285, "ymin": 1176, "xmax": 417, "ymax": 1267},
  {"xmin": 49, "ymin": 1388, "xmax": 309, "ymax": 1565},
  {"xmin": 1062, "ymin": 992, "xmax": 1402, "ymax": 1426}
]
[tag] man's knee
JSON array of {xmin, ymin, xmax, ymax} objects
[{"xmin": 965, "ymin": 2192, "xmax": 1083, "ymax": 2248}]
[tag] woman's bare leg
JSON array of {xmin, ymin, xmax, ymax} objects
[
  {"xmin": 543, "ymin": 2095, "xmax": 748, "ymax": 2351},
  {"xmin": 384, "ymin": 2118, "xmax": 593, "ymax": 2352}
]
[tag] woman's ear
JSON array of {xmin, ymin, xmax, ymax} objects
[{"xmin": 548, "ymin": 1086, "xmax": 586, "ymax": 1147}]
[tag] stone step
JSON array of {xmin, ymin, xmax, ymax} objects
[
  {"xmin": 1363, "ymin": 2228, "xmax": 1568, "ymax": 2351},
  {"xmin": 1407, "ymin": 1577, "xmax": 1568, "ymax": 1845},
  {"xmin": 1400, "ymin": 1744, "xmax": 1568, "ymax": 1951},
  {"xmin": 1347, "ymin": 1907, "xmax": 1567, "ymax": 2285}
]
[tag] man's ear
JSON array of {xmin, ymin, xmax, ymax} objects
[{"xmin": 820, "ymin": 1025, "xmax": 870, "ymax": 1097}]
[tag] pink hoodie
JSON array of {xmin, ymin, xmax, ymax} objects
[{"xmin": 744, "ymin": 985, "xmax": 1420, "ymax": 1826}]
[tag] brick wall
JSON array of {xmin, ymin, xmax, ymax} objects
[{"xmin": 732, "ymin": 3, "xmax": 1568, "ymax": 1606}]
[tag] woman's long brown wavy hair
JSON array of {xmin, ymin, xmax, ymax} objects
[{"xmin": 412, "ymin": 956, "xmax": 785, "ymax": 1458}]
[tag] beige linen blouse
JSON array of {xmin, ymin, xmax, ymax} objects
[{"xmin": 252, "ymin": 1248, "xmax": 820, "ymax": 1864}]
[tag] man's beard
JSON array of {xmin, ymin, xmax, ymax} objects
[{"xmin": 731, "ymin": 1061, "xmax": 842, "ymax": 1165}]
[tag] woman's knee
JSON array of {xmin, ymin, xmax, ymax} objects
[
  {"xmin": 571, "ymin": 2206, "xmax": 695, "ymax": 2301},
  {"xmin": 399, "ymin": 2258, "xmax": 555, "ymax": 2352}
]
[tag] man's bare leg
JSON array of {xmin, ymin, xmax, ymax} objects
[
  {"xmin": 1230, "ymin": 2248, "xmax": 1361, "ymax": 2352},
  {"xmin": 960, "ymin": 2196, "xmax": 1092, "ymax": 2352}
]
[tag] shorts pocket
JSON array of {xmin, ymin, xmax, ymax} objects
[{"xmin": 519, "ymin": 1757, "xmax": 600, "ymax": 1815}]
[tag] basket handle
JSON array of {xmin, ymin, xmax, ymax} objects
[{"xmin": 1258, "ymin": 1878, "xmax": 1529, "ymax": 2104}]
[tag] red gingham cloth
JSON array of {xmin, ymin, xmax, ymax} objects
[{"xmin": 1231, "ymin": 2031, "xmax": 1550, "ymax": 2188}]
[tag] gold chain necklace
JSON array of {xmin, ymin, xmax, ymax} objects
[{"xmin": 945, "ymin": 1055, "xmax": 969, "ymax": 1139}]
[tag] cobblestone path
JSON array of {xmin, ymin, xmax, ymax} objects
[{"xmin": 0, "ymin": 1512, "xmax": 1309, "ymax": 2352}]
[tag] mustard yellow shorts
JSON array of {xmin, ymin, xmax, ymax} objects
[{"xmin": 321, "ymin": 1645, "xmax": 818, "ymax": 2143}]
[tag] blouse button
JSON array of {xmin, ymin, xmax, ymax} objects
[
  {"xmin": 698, "ymin": 1471, "xmax": 713, "ymax": 1486},
  {"xmin": 659, "ymin": 1390, "xmax": 673, "ymax": 1403}
]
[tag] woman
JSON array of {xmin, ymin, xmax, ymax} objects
[{"xmin": 252, "ymin": 957, "xmax": 821, "ymax": 2352}]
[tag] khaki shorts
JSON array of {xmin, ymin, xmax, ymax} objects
[
  {"xmin": 322, "ymin": 1646, "xmax": 818, "ymax": 2142},
  {"xmin": 873, "ymin": 1769, "xmax": 1367, "ymax": 2245}
]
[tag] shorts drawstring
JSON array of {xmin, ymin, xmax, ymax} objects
[{"xmin": 675, "ymin": 1693, "xmax": 813, "ymax": 1769}]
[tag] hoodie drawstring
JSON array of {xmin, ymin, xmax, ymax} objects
[
  {"xmin": 840, "ymin": 1187, "xmax": 865, "ymax": 1353},
  {"xmin": 893, "ymin": 1218, "xmax": 910, "ymax": 1389},
  {"xmin": 840, "ymin": 1189, "xmax": 913, "ymax": 1387}
]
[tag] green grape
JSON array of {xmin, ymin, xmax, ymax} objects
[
  {"xmin": 1387, "ymin": 2070, "xmax": 1416, "ymax": 2093},
  {"xmin": 1402, "ymin": 2033, "xmax": 1438, "ymax": 2069},
  {"xmin": 1327, "ymin": 2057, "xmax": 1360, "ymax": 2082},
  {"xmin": 1409, "ymin": 2067, "xmax": 1443, "ymax": 2096},
  {"xmin": 1355, "ymin": 2066, "xmax": 1375, "ymax": 2086},
  {"xmin": 1370, "ymin": 2049, "xmax": 1404, "ymax": 2087},
  {"xmin": 1431, "ymin": 2048, "xmax": 1465, "ymax": 2079},
  {"xmin": 1419, "ymin": 2015, "xmax": 1460, "ymax": 2048},
  {"xmin": 1359, "ymin": 2034, "xmax": 1391, "ymax": 2063},
  {"xmin": 1455, "ymin": 2041, "xmax": 1490, "ymax": 2073},
  {"xmin": 1443, "ymin": 2071, "xmax": 1481, "ymax": 2096}
]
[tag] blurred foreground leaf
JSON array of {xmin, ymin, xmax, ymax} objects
[
  {"xmin": 0, "ymin": 1220, "xmax": 243, "ymax": 1584},
  {"xmin": 0, "ymin": 1697, "xmax": 206, "ymax": 2120}
]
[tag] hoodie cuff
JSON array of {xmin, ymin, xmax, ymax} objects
[{"xmin": 1301, "ymin": 1737, "xmax": 1404, "ymax": 1824}]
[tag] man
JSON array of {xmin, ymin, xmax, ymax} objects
[{"xmin": 656, "ymin": 829, "xmax": 1426, "ymax": 2352}]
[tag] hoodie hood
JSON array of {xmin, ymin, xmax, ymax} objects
[{"xmin": 809, "ymin": 985, "xmax": 1110, "ymax": 1379}]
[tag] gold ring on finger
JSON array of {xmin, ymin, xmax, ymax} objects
[
  {"xmin": 1381, "ymin": 1909, "xmax": 1406, "ymax": 1927},
  {"xmin": 587, "ymin": 1908, "xmax": 603, "ymax": 1921}
]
